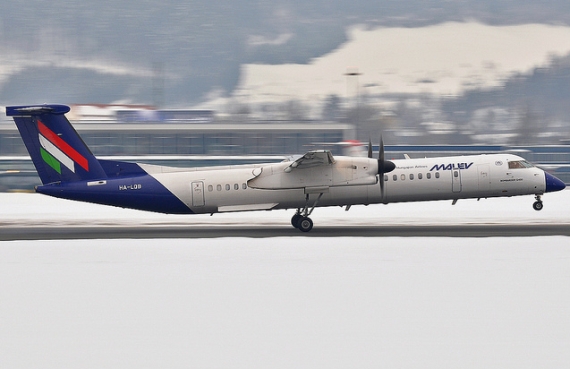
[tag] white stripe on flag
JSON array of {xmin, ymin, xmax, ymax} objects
[{"xmin": 39, "ymin": 134, "xmax": 75, "ymax": 173}]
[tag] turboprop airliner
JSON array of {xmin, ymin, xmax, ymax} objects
[{"xmin": 7, "ymin": 104, "xmax": 566, "ymax": 232}]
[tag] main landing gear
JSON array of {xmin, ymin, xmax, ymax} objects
[
  {"xmin": 291, "ymin": 193, "xmax": 324, "ymax": 232},
  {"xmin": 291, "ymin": 213, "xmax": 313, "ymax": 232},
  {"xmin": 533, "ymin": 195, "xmax": 544, "ymax": 211}
]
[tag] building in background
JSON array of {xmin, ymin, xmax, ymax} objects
[
  {"xmin": 1, "ymin": 104, "xmax": 569, "ymax": 191},
  {"xmin": 0, "ymin": 104, "xmax": 352, "ymax": 190}
]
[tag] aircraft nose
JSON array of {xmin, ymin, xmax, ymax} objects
[{"xmin": 545, "ymin": 172, "xmax": 566, "ymax": 193}]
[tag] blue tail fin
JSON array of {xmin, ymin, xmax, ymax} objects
[{"xmin": 6, "ymin": 104, "xmax": 107, "ymax": 184}]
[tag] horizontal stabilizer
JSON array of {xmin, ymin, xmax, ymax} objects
[{"xmin": 7, "ymin": 104, "xmax": 71, "ymax": 116}]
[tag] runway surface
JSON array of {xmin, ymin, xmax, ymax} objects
[
  {"xmin": 2, "ymin": 223, "xmax": 570, "ymax": 241},
  {"xmin": 2, "ymin": 191, "xmax": 569, "ymax": 240},
  {"xmin": 2, "ymin": 192, "xmax": 570, "ymax": 368}
]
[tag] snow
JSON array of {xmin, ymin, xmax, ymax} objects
[
  {"xmin": 1, "ymin": 189, "xmax": 569, "ymax": 227},
  {"xmin": 1, "ymin": 191, "xmax": 570, "ymax": 368},
  {"xmin": 236, "ymin": 22, "xmax": 570, "ymax": 103}
]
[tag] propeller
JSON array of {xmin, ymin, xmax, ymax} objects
[{"xmin": 374, "ymin": 136, "xmax": 395, "ymax": 197}]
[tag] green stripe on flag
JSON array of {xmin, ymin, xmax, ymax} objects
[{"xmin": 40, "ymin": 147, "xmax": 61, "ymax": 174}]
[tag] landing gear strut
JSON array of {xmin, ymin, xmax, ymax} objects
[
  {"xmin": 533, "ymin": 195, "xmax": 544, "ymax": 211},
  {"xmin": 291, "ymin": 193, "xmax": 323, "ymax": 232}
]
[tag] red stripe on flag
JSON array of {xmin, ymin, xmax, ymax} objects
[{"xmin": 38, "ymin": 120, "xmax": 89, "ymax": 171}]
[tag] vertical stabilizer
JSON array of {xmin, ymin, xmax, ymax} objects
[{"xmin": 6, "ymin": 104, "xmax": 107, "ymax": 184}]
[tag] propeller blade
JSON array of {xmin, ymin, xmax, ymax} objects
[
  {"xmin": 367, "ymin": 138, "xmax": 373, "ymax": 159},
  {"xmin": 378, "ymin": 136, "xmax": 383, "ymax": 196},
  {"xmin": 377, "ymin": 135, "xmax": 395, "ymax": 198},
  {"xmin": 379, "ymin": 136, "xmax": 384, "ymax": 163},
  {"xmin": 380, "ymin": 168, "xmax": 385, "ymax": 196}
]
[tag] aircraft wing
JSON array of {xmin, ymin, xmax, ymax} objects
[
  {"xmin": 248, "ymin": 150, "xmax": 378, "ymax": 190},
  {"xmin": 284, "ymin": 150, "xmax": 335, "ymax": 172}
]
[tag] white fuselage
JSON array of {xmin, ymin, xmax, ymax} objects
[{"xmin": 140, "ymin": 153, "xmax": 547, "ymax": 214}]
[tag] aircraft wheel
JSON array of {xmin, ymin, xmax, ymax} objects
[
  {"xmin": 291, "ymin": 214, "xmax": 302, "ymax": 228},
  {"xmin": 533, "ymin": 201, "xmax": 544, "ymax": 211},
  {"xmin": 297, "ymin": 216, "xmax": 313, "ymax": 232}
]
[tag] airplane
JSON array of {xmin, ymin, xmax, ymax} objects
[{"xmin": 6, "ymin": 104, "xmax": 566, "ymax": 232}]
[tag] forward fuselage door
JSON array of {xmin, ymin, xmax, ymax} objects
[
  {"xmin": 478, "ymin": 165, "xmax": 491, "ymax": 192},
  {"xmin": 191, "ymin": 181, "xmax": 205, "ymax": 207}
]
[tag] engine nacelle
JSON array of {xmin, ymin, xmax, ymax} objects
[{"xmin": 247, "ymin": 156, "xmax": 378, "ymax": 190}]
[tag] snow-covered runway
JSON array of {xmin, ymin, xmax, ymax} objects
[
  {"xmin": 1, "ymin": 190, "xmax": 570, "ymax": 228},
  {"xmin": 1, "ymin": 191, "xmax": 569, "ymax": 368}
]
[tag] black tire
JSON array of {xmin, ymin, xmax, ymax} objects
[
  {"xmin": 297, "ymin": 216, "xmax": 313, "ymax": 232},
  {"xmin": 291, "ymin": 214, "xmax": 302, "ymax": 228},
  {"xmin": 533, "ymin": 201, "xmax": 544, "ymax": 211}
]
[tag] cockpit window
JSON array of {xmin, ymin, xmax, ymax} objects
[{"xmin": 508, "ymin": 160, "xmax": 534, "ymax": 169}]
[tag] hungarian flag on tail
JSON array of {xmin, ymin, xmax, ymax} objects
[{"xmin": 7, "ymin": 104, "xmax": 106, "ymax": 184}]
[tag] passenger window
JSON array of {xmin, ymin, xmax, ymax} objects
[
  {"xmin": 384, "ymin": 175, "xmax": 388, "ymax": 181},
  {"xmin": 242, "ymin": 183, "xmax": 247, "ymax": 189},
  {"xmin": 435, "ymin": 172, "xmax": 440, "ymax": 179},
  {"xmin": 208, "ymin": 185, "xmax": 213, "ymax": 192},
  {"xmin": 234, "ymin": 183, "xmax": 239, "ymax": 190},
  {"xmin": 418, "ymin": 173, "xmax": 423, "ymax": 180},
  {"xmin": 427, "ymin": 173, "xmax": 431, "ymax": 179},
  {"xmin": 401, "ymin": 174, "xmax": 406, "ymax": 181},
  {"xmin": 454, "ymin": 171, "xmax": 459, "ymax": 178},
  {"xmin": 225, "ymin": 184, "xmax": 230, "ymax": 191},
  {"xmin": 393, "ymin": 175, "xmax": 397, "ymax": 181},
  {"xmin": 410, "ymin": 174, "xmax": 414, "ymax": 180},
  {"xmin": 217, "ymin": 184, "xmax": 222, "ymax": 191}
]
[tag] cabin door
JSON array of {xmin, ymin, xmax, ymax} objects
[
  {"xmin": 191, "ymin": 181, "xmax": 205, "ymax": 207},
  {"xmin": 452, "ymin": 169, "xmax": 462, "ymax": 193}
]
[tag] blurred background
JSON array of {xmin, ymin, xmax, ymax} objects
[{"xmin": 2, "ymin": 0, "xmax": 570, "ymax": 189}]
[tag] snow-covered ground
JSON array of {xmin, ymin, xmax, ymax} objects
[
  {"xmin": 1, "ymin": 191, "xmax": 569, "ymax": 368},
  {"xmin": 1, "ymin": 189, "xmax": 569, "ymax": 228},
  {"xmin": 235, "ymin": 22, "xmax": 570, "ymax": 104}
]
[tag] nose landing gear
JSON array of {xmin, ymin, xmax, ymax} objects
[{"xmin": 533, "ymin": 195, "xmax": 544, "ymax": 211}]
